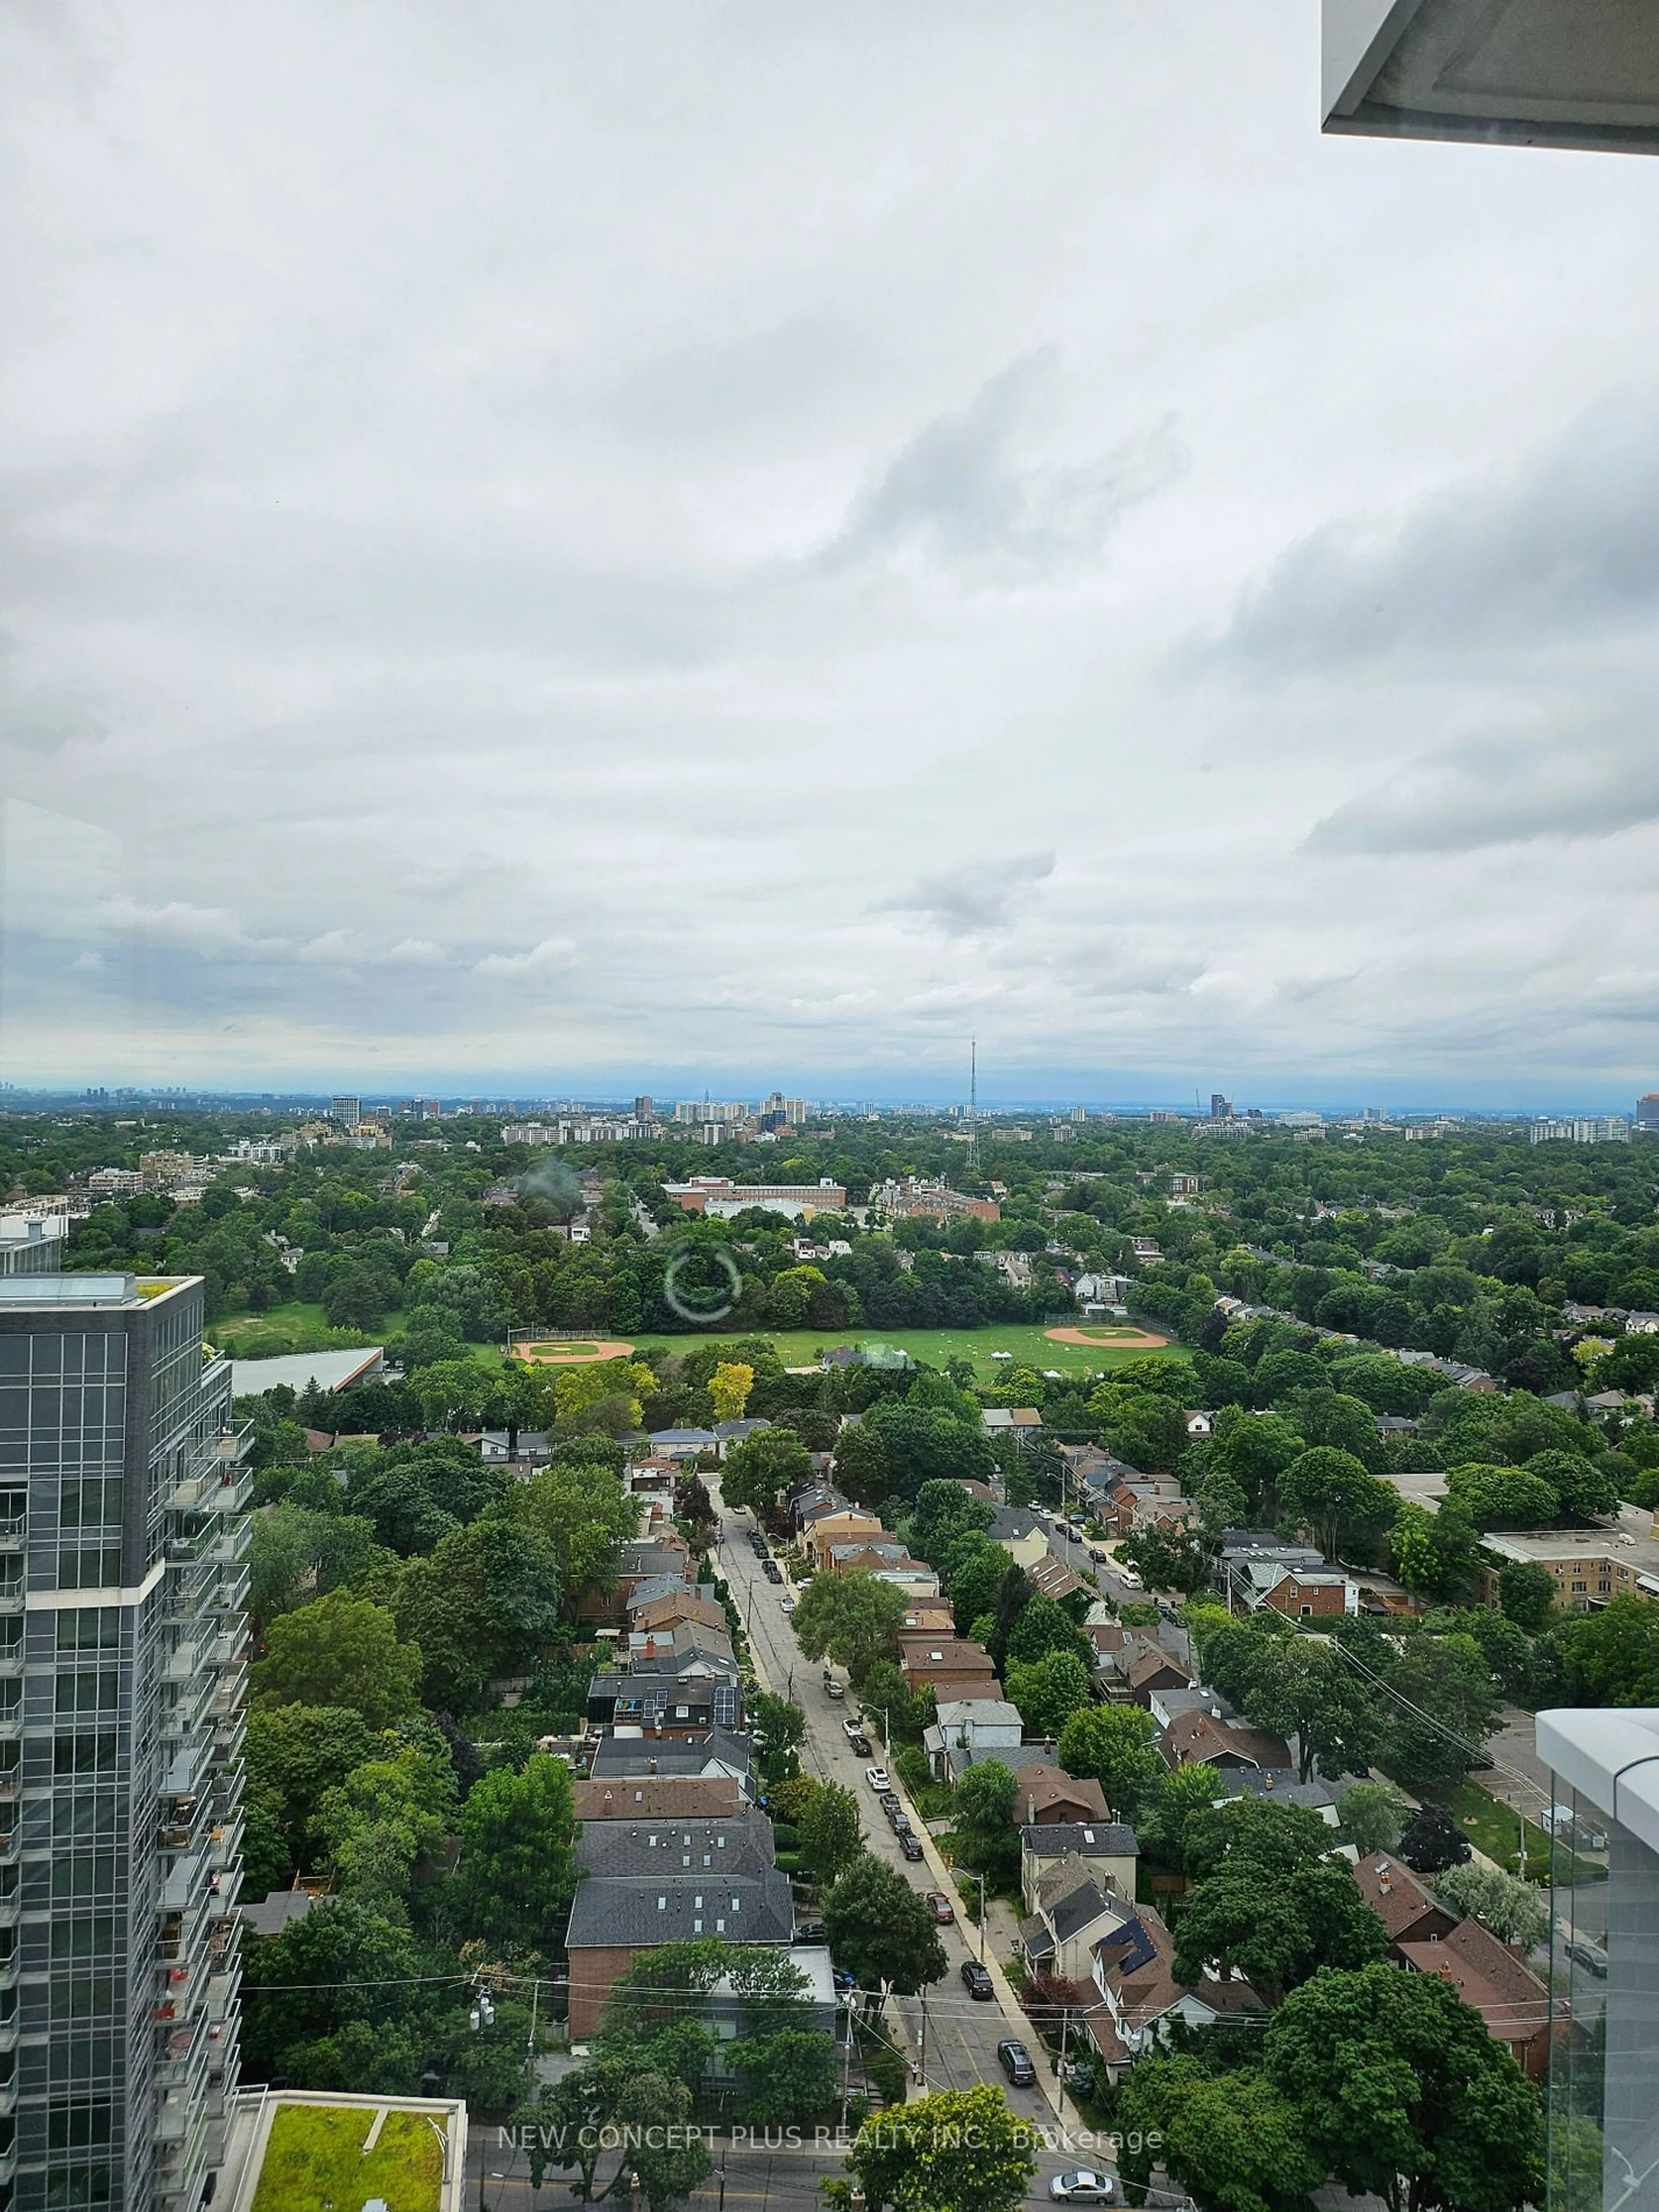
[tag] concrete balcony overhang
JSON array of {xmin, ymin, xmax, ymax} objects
[{"xmin": 1324, "ymin": 0, "xmax": 1659, "ymax": 156}]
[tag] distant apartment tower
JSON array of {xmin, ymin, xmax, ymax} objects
[
  {"xmin": 327, "ymin": 1095, "xmax": 360, "ymax": 1126},
  {"xmin": 0, "ymin": 1271, "xmax": 248, "ymax": 2209},
  {"xmin": 1531, "ymin": 1118, "xmax": 1633, "ymax": 1146},
  {"xmin": 1210, "ymin": 1093, "xmax": 1232, "ymax": 1120},
  {"xmin": 633, "ymin": 1096, "xmax": 654, "ymax": 1122},
  {"xmin": 1639, "ymin": 1095, "xmax": 1659, "ymax": 1132},
  {"xmin": 1069, "ymin": 1106, "xmax": 1087, "ymax": 1124}
]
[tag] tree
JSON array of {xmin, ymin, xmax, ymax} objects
[
  {"xmin": 1434, "ymin": 1861, "xmax": 1549, "ymax": 1948},
  {"xmin": 315, "ymin": 1726, "xmax": 457, "ymax": 1916},
  {"xmin": 452, "ymin": 1753, "xmax": 578, "ymax": 1951},
  {"xmin": 1389, "ymin": 1496, "xmax": 1483, "ymax": 1604},
  {"xmin": 790, "ymin": 1570, "xmax": 908, "ymax": 1688},
  {"xmin": 722, "ymin": 1426, "xmax": 814, "ymax": 1516},
  {"xmin": 751, "ymin": 1690, "xmax": 807, "ymax": 1783},
  {"xmin": 831, "ymin": 1420, "xmax": 893, "ymax": 1508},
  {"xmin": 823, "ymin": 1853, "xmax": 947, "ymax": 1997},
  {"xmin": 1114, "ymin": 2056, "xmax": 1324, "ymax": 2212},
  {"xmin": 951, "ymin": 1757, "xmax": 1020, "ymax": 1875},
  {"xmin": 1136, "ymin": 1761, "xmax": 1225, "ymax": 1870},
  {"xmin": 909, "ymin": 1479, "xmax": 995, "ymax": 1566},
  {"xmin": 1336, "ymin": 1779, "xmax": 1409, "ymax": 1856},
  {"xmin": 1181, "ymin": 1795, "xmax": 1337, "ymax": 1881},
  {"xmin": 1120, "ymin": 1519, "xmax": 1216, "ymax": 1593},
  {"xmin": 1263, "ymin": 1961, "xmax": 1544, "ymax": 2212},
  {"xmin": 388, "ymin": 1509, "xmax": 563, "ymax": 1709},
  {"xmin": 520, "ymin": 1457, "xmax": 638, "ymax": 1609},
  {"xmin": 251, "ymin": 1590, "xmax": 422, "ymax": 1729},
  {"xmin": 1525, "ymin": 1447, "xmax": 1619, "ymax": 1522},
  {"xmin": 1381, "ymin": 1634, "xmax": 1501, "ymax": 1789},
  {"xmin": 710, "ymin": 1361, "xmax": 754, "ymax": 1420},
  {"xmin": 1206, "ymin": 1407, "xmax": 1306, "ymax": 1516},
  {"xmin": 1239, "ymin": 1639, "xmax": 1382, "ymax": 1784},
  {"xmin": 1278, "ymin": 1447, "xmax": 1395, "ymax": 1559},
  {"xmin": 1445, "ymin": 1462, "xmax": 1561, "ymax": 1530},
  {"xmin": 1004, "ymin": 1592, "xmax": 1084, "ymax": 1665},
  {"xmin": 800, "ymin": 1781, "xmax": 864, "ymax": 1885},
  {"xmin": 240, "ymin": 1897, "xmax": 422, "ymax": 2088},
  {"xmin": 411, "ymin": 1357, "xmax": 494, "ymax": 1433},
  {"xmin": 1056, "ymin": 1704, "xmax": 1165, "ymax": 1820},
  {"xmin": 1172, "ymin": 1857, "xmax": 1387, "ymax": 2002},
  {"xmin": 866, "ymin": 1397, "xmax": 997, "ymax": 1500},
  {"xmin": 1552, "ymin": 1592, "xmax": 1659, "ymax": 1705},
  {"xmin": 245, "ymin": 1703, "xmax": 378, "ymax": 1876},
  {"xmin": 552, "ymin": 1356, "xmax": 657, "ymax": 1432},
  {"xmin": 1004, "ymin": 1650, "xmax": 1090, "ymax": 1740},
  {"xmin": 830, "ymin": 2084, "xmax": 1036, "ymax": 2212},
  {"xmin": 1496, "ymin": 1557, "xmax": 1556, "ymax": 1632},
  {"xmin": 1398, "ymin": 1803, "xmax": 1472, "ymax": 1875},
  {"xmin": 946, "ymin": 1539, "xmax": 1011, "ymax": 1634}
]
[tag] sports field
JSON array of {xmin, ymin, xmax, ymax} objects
[{"xmin": 624, "ymin": 1322, "xmax": 1185, "ymax": 1381}]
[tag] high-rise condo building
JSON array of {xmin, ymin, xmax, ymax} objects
[
  {"xmin": 1639, "ymin": 1094, "xmax": 1659, "ymax": 1132},
  {"xmin": 327, "ymin": 1096, "xmax": 360, "ymax": 1127},
  {"xmin": 0, "ymin": 1271, "xmax": 248, "ymax": 2211}
]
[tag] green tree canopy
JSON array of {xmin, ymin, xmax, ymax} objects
[
  {"xmin": 1056, "ymin": 1704, "xmax": 1165, "ymax": 1820},
  {"xmin": 823, "ymin": 1853, "xmax": 947, "ymax": 1997},
  {"xmin": 790, "ymin": 1569, "xmax": 908, "ymax": 1687},
  {"xmin": 452, "ymin": 1752, "xmax": 578, "ymax": 1951},
  {"xmin": 251, "ymin": 1590, "xmax": 423, "ymax": 1729},
  {"xmin": 830, "ymin": 2084, "xmax": 1036, "ymax": 2212}
]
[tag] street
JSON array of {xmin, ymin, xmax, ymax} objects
[{"xmin": 706, "ymin": 1481, "xmax": 1109, "ymax": 2170}]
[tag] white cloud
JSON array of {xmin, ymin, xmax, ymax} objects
[
  {"xmin": 298, "ymin": 929, "xmax": 358, "ymax": 963},
  {"xmin": 375, "ymin": 938, "xmax": 448, "ymax": 968},
  {"xmin": 473, "ymin": 938, "xmax": 577, "ymax": 978},
  {"xmin": 95, "ymin": 897, "xmax": 277, "ymax": 960}
]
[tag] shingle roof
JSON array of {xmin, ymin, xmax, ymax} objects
[
  {"xmin": 1397, "ymin": 1917, "xmax": 1550, "ymax": 2036},
  {"xmin": 573, "ymin": 1778, "xmax": 744, "ymax": 1822},
  {"xmin": 1352, "ymin": 1851, "xmax": 1455, "ymax": 1942},
  {"xmin": 1017, "ymin": 1768, "xmax": 1110, "ymax": 1821},
  {"xmin": 1020, "ymin": 1821, "xmax": 1139, "ymax": 1862},
  {"xmin": 576, "ymin": 1812, "xmax": 774, "ymax": 1880},
  {"xmin": 566, "ymin": 1866, "xmax": 794, "ymax": 1949},
  {"xmin": 590, "ymin": 1729, "xmax": 753, "ymax": 1780}
]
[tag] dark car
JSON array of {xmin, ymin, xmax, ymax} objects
[
  {"xmin": 998, "ymin": 2038, "xmax": 1037, "ymax": 2087},
  {"xmin": 900, "ymin": 1834, "xmax": 925, "ymax": 1861},
  {"xmin": 961, "ymin": 1961, "xmax": 994, "ymax": 2000},
  {"xmin": 1567, "ymin": 1942, "xmax": 1608, "ymax": 1977},
  {"xmin": 887, "ymin": 1808, "xmax": 912, "ymax": 1834},
  {"xmin": 792, "ymin": 1922, "xmax": 826, "ymax": 1945},
  {"xmin": 878, "ymin": 1791, "xmax": 900, "ymax": 1812},
  {"xmin": 850, "ymin": 1732, "xmax": 873, "ymax": 1757}
]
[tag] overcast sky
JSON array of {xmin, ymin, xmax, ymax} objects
[{"xmin": 3, "ymin": 1, "xmax": 1658, "ymax": 1108}]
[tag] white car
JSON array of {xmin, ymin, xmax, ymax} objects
[
  {"xmin": 1050, "ymin": 2174, "xmax": 1116, "ymax": 2203},
  {"xmin": 779, "ymin": 1597, "xmax": 796, "ymax": 1614},
  {"xmin": 864, "ymin": 1766, "xmax": 891, "ymax": 1792},
  {"xmin": 1117, "ymin": 1566, "xmax": 1142, "ymax": 1589}
]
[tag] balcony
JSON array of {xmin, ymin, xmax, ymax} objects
[
  {"xmin": 164, "ymin": 1636, "xmax": 206, "ymax": 1684},
  {"xmin": 0, "ymin": 1518, "xmax": 24, "ymax": 1551},
  {"xmin": 207, "ymin": 1526, "xmax": 248, "ymax": 1570},
  {"xmin": 208, "ymin": 1815, "xmax": 243, "ymax": 1872}
]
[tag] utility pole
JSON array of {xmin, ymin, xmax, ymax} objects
[{"xmin": 976, "ymin": 1873, "xmax": 987, "ymax": 1963}]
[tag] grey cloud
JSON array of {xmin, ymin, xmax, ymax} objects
[
  {"xmin": 1306, "ymin": 732, "xmax": 1659, "ymax": 855},
  {"xmin": 1218, "ymin": 394, "xmax": 1659, "ymax": 671},
  {"xmin": 819, "ymin": 352, "xmax": 1185, "ymax": 581},
  {"xmin": 878, "ymin": 852, "xmax": 1055, "ymax": 936}
]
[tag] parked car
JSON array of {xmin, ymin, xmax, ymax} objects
[
  {"xmin": 877, "ymin": 1791, "xmax": 900, "ymax": 1812},
  {"xmin": 823, "ymin": 1676, "xmax": 845, "ymax": 1699},
  {"xmin": 842, "ymin": 1717, "xmax": 864, "ymax": 1743},
  {"xmin": 887, "ymin": 1808, "xmax": 911, "ymax": 1835},
  {"xmin": 1089, "ymin": 1548, "xmax": 1111, "ymax": 1565},
  {"xmin": 864, "ymin": 1767, "xmax": 891, "ymax": 1792},
  {"xmin": 833, "ymin": 1968, "xmax": 858, "ymax": 1993},
  {"xmin": 960, "ymin": 1961, "xmax": 994, "ymax": 2000},
  {"xmin": 1568, "ymin": 1942, "xmax": 1609, "ymax": 1977},
  {"xmin": 850, "ymin": 1732, "xmax": 873, "ymax": 1758},
  {"xmin": 1050, "ymin": 2172, "xmax": 1115, "ymax": 2202},
  {"xmin": 1118, "ymin": 1567, "xmax": 1143, "ymax": 1589},
  {"xmin": 926, "ymin": 1892, "xmax": 955, "ymax": 1925},
  {"xmin": 792, "ymin": 1922, "xmax": 826, "ymax": 1944},
  {"xmin": 900, "ymin": 1834, "xmax": 925, "ymax": 1861},
  {"xmin": 779, "ymin": 1597, "xmax": 796, "ymax": 1614},
  {"xmin": 997, "ymin": 2039, "xmax": 1036, "ymax": 2087}
]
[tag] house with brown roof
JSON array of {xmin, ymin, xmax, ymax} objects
[
  {"xmin": 899, "ymin": 1639, "xmax": 1001, "ymax": 1700},
  {"xmin": 1017, "ymin": 1766, "xmax": 1110, "ymax": 1827},
  {"xmin": 1020, "ymin": 1822, "xmax": 1139, "ymax": 1915},
  {"xmin": 629, "ymin": 1592, "xmax": 728, "ymax": 1637},
  {"xmin": 573, "ymin": 1777, "xmax": 745, "ymax": 1823},
  {"xmin": 1397, "ymin": 1916, "xmax": 1555, "ymax": 2080},
  {"xmin": 900, "ymin": 1602, "xmax": 958, "ymax": 1638},
  {"xmin": 1027, "ymin": 1554, "xmax": 1087, "ymax": 1605},
  {"xmin": 1085, "ymin": 1904, "xmax": 1265, "ymax": 2080},
  {"xmin": 1158, "ymin": 1710, "xmax": 1290, "ymax": 1773},
  {"xmin": 1125, "ymin": 1645, "xmax": 1194, "ymax": 1707},
  {"xmin": 803, "ymin": 1509, "xmax": 886, "ymax": 1567},
  {"xmin": 1352, "ymin": 1852, "xmax": 1457, "ymax": 1948}
]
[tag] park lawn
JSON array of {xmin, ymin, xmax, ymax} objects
[
  {"xmin": 212, "ymin": 1301, "xmax": 504, "ymax": 1370},
  {"xmin": 626, "ymin": 1322, "xmax": 1185, "ymax": 1381},
  {"xmin": 250, "ymin": 2104, "xmax": 443, "ymax": 2212},
  {"xmin": 1427, "ymin": 1777, "xmax": 1605, "ymax": 1885}
]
